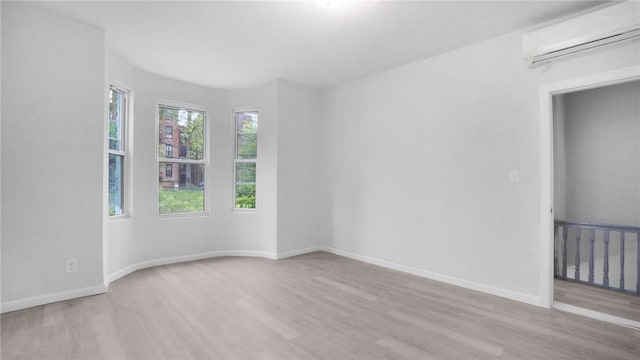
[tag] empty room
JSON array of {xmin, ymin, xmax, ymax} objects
[{"xmin": 1, "ymin": 1, "xmax": 639, "ymax": 359}]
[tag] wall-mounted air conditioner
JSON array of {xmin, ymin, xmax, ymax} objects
[{"xmin": 523, "ymin": 1, "xmax": 640, "ymax": 66}]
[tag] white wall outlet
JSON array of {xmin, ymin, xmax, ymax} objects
[
  {"xmin": 66, "ymin": 259, "xmax": 77, "ymax": 273},
  {"xmin": 509, "ymin": 170, "xmax": 521, "ymax": 183}
]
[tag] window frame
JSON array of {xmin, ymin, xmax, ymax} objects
[
  {"xmin": 155, "ymin": 100, "xmax": 209, "ymax": 217},
  {"xmin": 107, "ymin": 83, "xmax": 131, "ymax": 219},
  {"xmin": 233, "ymin": 108, "xmax": 258, "ymax": 212}
]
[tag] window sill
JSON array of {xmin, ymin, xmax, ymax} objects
[
  {"xmin": 108, "ymin": 214, "xmax": 131, "ymax": 222},
  {"xmin": 156, "ymin": 211, "xmax": 209, "ymax": 219},
  {"xmin": 232, "ymin": 208, "xmax": 257, "ymax": 213}
]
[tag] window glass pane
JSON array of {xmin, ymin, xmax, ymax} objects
[
  {"xmin": 236, "ymin": 133, "xmax": 257, "ymax": 159},
  {"xmin": 109, "ymin": 89, "xmax": 124, "ymax": 151},
  {"xmin": 109, "ymin": 154, "xmax": 124, "ymax": 216},
  {"xmin": 235, "ymin": 162, "xmax": 256, "ymax": 209},
  {"xmin": 159, "ymin": 106, "xmax": 204, "ymax": 160},
  {"xmin": 159, "ymin": 162, "xmax": 205, "ymax": 214},
  {"xmin": 235, "ymin": 111, "xmax": 258, "ymax": 159}
]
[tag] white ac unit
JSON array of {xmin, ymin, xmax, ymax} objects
[{"xmin": 523, "ymin": 1, "xmax": 640, "ymax": 66}]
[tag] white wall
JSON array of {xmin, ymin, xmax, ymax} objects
[
  {"xmin": 1, "ymin": 2, "xmax": 105, "ymax": 302},
  {"xmin": 106, "ymin": 51, "xmax": 226, "ymax": 276},
  {"xmin": 561, "ymin": 81, "xmax": 640, "ymax": 226},
  {"xmin": 4, "ymin": 1, "xmax": 638, "ymax": 311},
  {"xmin": 276, "ymin": 80, "xmax": 325, "ymax": 254},
  {"xmin": 228, "ymin": 81, "xmax": 280, "ymax": 255},
  {"xmin": 106, "ymin": 52, "xmax": 284, "ymax": 279},
  {"xmin": 105, "ymin": 59, "xmax": 325, "ymax": 280},
  {"xmin": 106, "ymin": 55, "xmax": 326, "ymax": 280},
  {"xmin": 320, "ymin": 28, "xmax": 640, "ymax": 300},
  {"xmin": 0, "ymin": 1, "xmax": 323, "ymax": 301}
]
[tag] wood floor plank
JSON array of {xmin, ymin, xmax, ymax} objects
[
  {"xmin": 314, "ymin": 276, "xmax": 378, "ymax": 301},
  {"xmin": 555, "ymin": 279, "xmax": 640, "ymax": 321},
  {"xmin": 387, "ymin": 309, "xmax": 505, "ymax": 357},
  {"xmin": 377, "ymin": 336, "xmax": 439, "ymax": 360},
  {"xmin": 235, "ymin": 299, "xmax": 301, "ymax": 341},
  {"xmin": 2, "ymin": 251, "xmax": 639, "ymax": 359}
]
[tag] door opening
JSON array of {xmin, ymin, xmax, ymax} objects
[{"xmin": 539, "ymin": 66, "xmax": 640, "ymax": 328}]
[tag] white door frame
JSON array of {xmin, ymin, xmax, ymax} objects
[{"xmin": 538, "ymin": 65, "xmax": 640, "ymax": 308}]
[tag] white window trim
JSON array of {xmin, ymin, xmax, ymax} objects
[
  {"xmin": 155, "ymin": 99, "xmax": 210, "ymax": 217},
  {"xmin": 232, "ymin": 108, "xmax": 258, "ymax": 212},
  {"xmin": 107, "ymin": 82, "xmax": 132, "ymax": 219}
]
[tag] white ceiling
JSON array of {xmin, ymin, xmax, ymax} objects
[{"xmin": 36, "ymin": 1, "xmax": 604, "ymax": 89}]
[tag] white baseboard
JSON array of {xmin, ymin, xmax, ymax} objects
[
  {"xmin": 2, "ymin": 245, "xmax": 544, "ymax": 314},
  {"xmin": 105, "ymin": 249, "xmax": 278, "ymax": 285},
  {"xmin": 320, "ymin": 246, "xmax": 542, "ymax": 307},
  {"xmin": 106, "ymin": 246, "xmax": 325, "ymax": 285},
  {"xmin": 276, "ymin": 246, "xmax": 324, "ymax": 259},
  {"xmin": 1, "ymin": 284, "xmax": 107, "ymax": 314},
  {"xmin": 2, "ymin": 248, "xmax": 321, "ymax": 314},
  {"xmin": 553, "ymin": 302, "xmax": 640, "ymax": 330}
]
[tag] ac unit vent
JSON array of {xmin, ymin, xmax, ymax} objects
[{"xmin": 523, "ymin": 2, "xmax": 640, "ymax": 66}]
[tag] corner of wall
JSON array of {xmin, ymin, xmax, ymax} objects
[
  {"xmin": 275, "ymin": 80, "xmax": 326, "ymax": 255},
  {"xmin": 1, "ymin": 1, "xmax": 105, "ymax": 306}
]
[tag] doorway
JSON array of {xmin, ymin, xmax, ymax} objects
[{"xmin": 539, "ymin": 66, "xmax": 640, "ymax": 328}]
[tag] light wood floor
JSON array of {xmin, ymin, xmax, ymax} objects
[
  {"xmin": 554, "ymin": 278, "xmax": 640, "ymax": 322},
  {"xmin": 2, "ymin": 251, "xmax": 640, "ymax": 359}
]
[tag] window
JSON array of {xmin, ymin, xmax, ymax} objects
[
  {"xmin": 108, "ymin": 86, "xmax": 128, "ymax": 216},
  {"xmin": 165, "ymin": 125, "xmax": 173, "ymax": 138},
  {"xmin": 158, "ymin": 104, "xmax": 206, "ymax": 215},
  {"xmin": 234, "ymin": 110, "xmax": 258, "ymax": 209}
]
